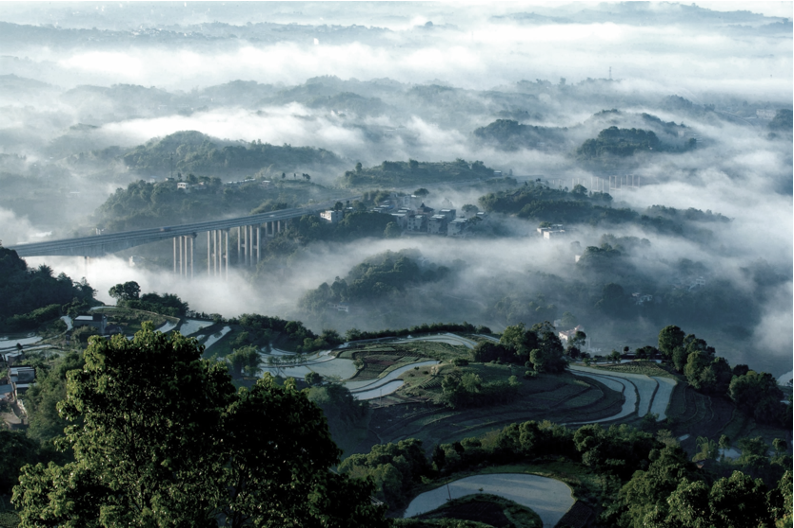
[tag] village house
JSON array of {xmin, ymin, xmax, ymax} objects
[
  {"xmin": 427, "ymin": 214, "xmax": 449, "ymax": 235},
  {"xmin": 390, "ymin": 213, "xmax": 408, "ymax": 229},
  {"xmin": 558, "ymin": 325, "xmax": 585, "ymax": 344},
  {"xmin": 9, "ymin": 366, "xmax": 35, "ymax": 400},
  {"xmin": 538, "ymin": 224, "xmax": 566, "ymax": 239},
  {"xmin": 447, "ymin": 218, "xmax": 468, "ymax": 237},
  {"xmin": 406, "ymin": 213, "xmax": 428, "ymax": 232},
  {"xmin": 74, "ymin": 313, "xmax": 108, "ymax": 335},
  {"xmin": 320, "ymin": 210, "xmax": 342, "ymax": 224}
]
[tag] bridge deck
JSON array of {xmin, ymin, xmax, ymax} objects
[{"xmin": 7, "ymin": 206, "xmax": 318, "ymax": 257}]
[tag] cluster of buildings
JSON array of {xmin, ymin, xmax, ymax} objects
[
  {"xmin": 0, "ymin": 314, "xmax": 121, "ymax": 429},
  {"xmin": 537, "ymin": 224, "xmax": 567, "ymax": 239},
  {"xmin": 174, "ymin": 177, "xmax": 270, "ymax": 192},
  {"xmin": 322, "ymin": 193, "xmax": 487, "ymax": 237}
]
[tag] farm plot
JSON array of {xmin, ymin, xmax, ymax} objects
[
  {"xmin": 568, "ymin": 365, "xmax": 677, "ymax": 423},
  {"xmin": 394, "ymin": 333, "xmax": 478, "ymax": 349},
  {"xmin": 202, "ymin": 326, "xmax": 231, "ymax": 350},
  {"xmin": 566, "ymin": 369, "xmax": 637, "ymax": 424},
  {"xmin": 404, "ymin": 473, "xmax": 574, "ymax": 528},
  {"xmin": 177, "ymin": 318, "xmax": 214, "ymax": 336},
  {"xmin": 347, "ymin": 360, "xmax": 440, "ymax": 399},
  {"xmin": 651, "ymin": 377, "xmax": 677, "ymax": 420}
]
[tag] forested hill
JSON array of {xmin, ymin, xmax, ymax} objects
[
  {"xmin": 473, "ymin": 119, "xmax": 569, "ymax": 151},
  {"xmin": 92, "ymin": 176, "xmax": 328, "ymax": 232},
  {"xmin": 473, "ymin": 109, "xmax": 695, "ymax": 156},
  {"xmin": 339, "ymin": 158, "xmax": 496, "ymax": 188},
  {"xmin": 69, "ymin": 131, "xmax": 345, "ymax": 180},
  {"xmin": 0, "ymin": 247, "xmax": 95, "ymax": 331},
  {"xmin": 479, "ymin": 180, "xmax": 729, "ymax": 241},
  {"xmin": 300, "ymin": 250, "xmax": 450, "ymax": 314}
]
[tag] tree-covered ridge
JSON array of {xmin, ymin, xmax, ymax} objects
[
  {"xmin": 472, "ymin": 119, "xmax": 568, "ymax": 151},
  {"xmin": 473, "ymin": 110, "xmax": 693, "ymax": 154},
  {"xmin": 478, "ymin": 180, "xmax": 727, "ymax": 238},
  {"xmin": 108, "ymin": 281, "xmax": 190, "ymax": 318},
  {"xmin": 577, "ymin": 126, "xmax": 664, "ymax": 158},
  {"xmin": 72, "ymin": 130, "xmax": 344, "ymax": 179},
  {"xmin": 0, "ymin": 247, "xmax": 95, "ymax": 331},
  {"xmin": 305, "ymin": 91, "xmax": 390, "ymax": 116},
  {"xmin": 92, "ymin": 176, "xmax": 322, "ymax": 232},
  {"xmin": 339, "ymin": 158, "xmax": 495, "ymax": 188},
  {"xmin": 656, "ymin": 325, "xmax": 789, "ymax": 427},
  {"xmin": 300, "ymin": 250, "xmax": 450, "ymax": 314}
]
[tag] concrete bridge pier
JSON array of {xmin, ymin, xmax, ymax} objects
[
  {"xmin": 237, "ymin": 226, "xmax": 242, "ymax": 267},
  {"xmin": 207, "ymin": 229, "xmax": 228, "ymax": 279},
  {"xmin": 174, "ymin": 234, "xmax": 195, "ymax": 279},
  {"xmin": 236, "ymin": 224, "xmax": 262, "ymax": 268}
]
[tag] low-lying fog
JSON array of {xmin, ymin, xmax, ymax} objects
[{"xmin": 2, "ymin": 2, "xmax": 791, "ymax": 379}]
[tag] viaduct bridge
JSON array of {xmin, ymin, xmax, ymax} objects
[{"xmin": 7, "ymin": 205, "xmax": 326, "ymax": 279}]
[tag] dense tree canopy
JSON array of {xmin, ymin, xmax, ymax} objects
[
  {"xmin": 0, "ymin": 247, "xmax": 95, "ymax": 331},
  {"xmin": 12, "ymin": 325, "xmax": 388, "ymax": 528}
]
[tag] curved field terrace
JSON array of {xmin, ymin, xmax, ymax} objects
[
  {"xmin": 569, "ymin": 364, "xmax": 677, "ymax": 423},
  {"xmin": 403, "ymin": 473, "xmax": 575, "ymax": 528}
]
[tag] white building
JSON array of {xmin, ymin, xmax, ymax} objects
[{"xmin": 320, "ymin": 210, "xmax": 342, "ymax": 224}]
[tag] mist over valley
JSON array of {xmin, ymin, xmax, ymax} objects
[{"xmin": 2, "ymin": 4, "xmax": 794, "ymax": 527}]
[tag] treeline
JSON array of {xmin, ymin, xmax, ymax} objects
[
  {"xmin": 93, "ymin": 176, "xmax": 317, "ymax": 232},
  {"xmin": 233, "ymin": 313, "xmax": 343, "ymax": 352},
  {"xmin": 470, "ymin": 321, "xmax": 570, "ymax": 374},
  {"xmin": 340, "ymin": 420, "xmax": 792, "ymax": 527},
  {"xmin": 577, "ymin": 126, "xmax": 666, "ymax": 158},
  {"xmin": 0, "ymin": 247, "xmax": 96, "ymax": 331},
  {"xmin": 438, "ymin": 371, "xmax": 521, "ymax": 409},
  {"xmin": 339, "ymin": 158, "xmax": 495, "ymax": 188},
  {"xmin": 299, "ymin": 250, "xmax": 450, "ymax": 314},
  {"xmin": 472, "ymin": 119, "xmax": 568, "ymax": 151},
  {"xmin": 657, "ymin": 325, "xmax": 790, "ymax": 427},
  {"xmin": 124, "ymin": 293, "xmax": 189, "ymax": 318},
  {"xmin": 478, "ymin": 180, "xmax": 723, "ymax": 240},
  {"xmin": 120, "ymin": 130, "xmax": 343, "ymax": 177},
  {"xmin": 109, "ymin": 281, "xmax": 189, "ymax": 317},
  {"xmin": 343, "ymin": 322, "xmax": 490, "ymax": 343}
]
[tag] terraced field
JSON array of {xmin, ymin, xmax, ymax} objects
[
  {"xmin": 360, "ymin": 368, "xmax": 625, "ymax": 450},
  {"xmin": 568, "ymin": 365, "xmax": 678, "ymax": 422},
  {"xmin": 404, "ymin": 473, "xmax": 575, "ymax": 528}
]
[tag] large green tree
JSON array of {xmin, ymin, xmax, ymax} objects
[{"xmin": 12, "ymin": 325, "xmax": 388, "ymax": 528}]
